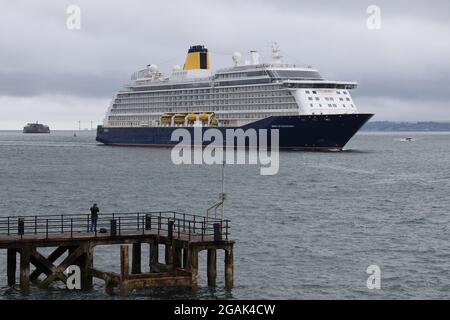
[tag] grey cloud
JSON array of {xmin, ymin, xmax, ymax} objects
[
  {"xmin": 0, "ymin": 0, "xmax": 449, "ymax": 124},
  {"xmin": 0, "ymin": 71, "xmax": 127, "ymax": 97}
]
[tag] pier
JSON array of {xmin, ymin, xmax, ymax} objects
[{"xmin": 0, "ymin": 211, "xmax": 234, "ymax": 296}]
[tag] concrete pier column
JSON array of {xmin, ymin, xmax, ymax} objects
[
  {"xmin": 182, "ymin": 248, "xmax": 188, "ymax": 269},
  {"xmin": 132, "ymin": 243, "xmax": 141, "ymax": 274},
  {"xmin": 149, "ymin": 242, "xmax": 158, "ymax": 272},
  {"xmin": 173, "ymin": 247, "xmax": 182, "ymax": 268},
  {"xmin": 81, "ymin": 245, "xmax": 94, "ymax": 290},
  {"xmin": 7, "ymin": 249, "xmax": 16, "ymax": 286},
  {"xmin": 120, "ymin": 245, "xmax": 130, "ymax": 297},
  {"xmin": 207, "ymin": 249, "xmax": 217, "ymax": 287},
  {"xmin": 165, "ymin": 243, "xmax": 173, "ymax": 266},
  {"xmin": 224, "ymin": 247, "xmax": 233, "ymax": 290},
  {"xmin": 105, "ymin": 278, "xmax": 115, "ymax": 296},
  {"xmin": 20, "ymin": 246, "xmax": 31, "ymax": 291},
  {"xmin": 187, "ymin": 246, "xmax": 198, "ymax": 288}
]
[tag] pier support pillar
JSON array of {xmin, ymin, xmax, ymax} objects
[
  {"xmin": 224, "ymin": 247, "xmax": 233, "ymax": 290},
  {"xmin": 132, "ymin": 243, "xmax": 141, "ymax": 274},
  {"xmin": 187, "ymin": 246, "xmax": 198, "ymax": 288},
  {"xmin": 7, "ymin": 249, "xmax": 16, "ymax": 286},
  {"xmin": 120, "ymin": 245, "xmax": 130, "ymax": 297},
  {"xmin": 80, "ymin": 245, "xmax": 94, "ymax": 290},
  {"xmin": 207, "ymin": 249, "xmax": 217, "ymax": 287},
  {"xmin": 20, "ymin": 246, "xmax": 31, "ymax": 291},
  {"xmin": 105, "ymin": 279, "xmax": 115, "ymax": 296},
  {"xmin": 173, "ymin": 247, "xmax": 182, "ymax": 268},
  {"xmin": 149, "ymin": 242, "xmax": 158, "ymax": 272},
  {"xmin": 182, "ymin": 248, "xmax": 188, "ymax": 269},
  {"xmin": 165, "ymin": 243, "xmax": 173, "ymax": 266}
]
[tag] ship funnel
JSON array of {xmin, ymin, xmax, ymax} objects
[{"xmin": 183, "ymin": 45, "xmax": 210, "ymax": 70}]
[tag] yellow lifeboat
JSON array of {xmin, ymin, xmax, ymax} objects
[
  {"xmin": 173, "ymin": 113, "xmax": 187, "ymax": 124},
  {"xmin": 199, "ymin": 113, "xmax": 210, "ymax": 122},
  {"xmin": 160, "ymin": 113, "xmax": 174, "ymax": 124},
  {"xmin": 186, "ymin": 113, "xmax": 198, "ymax": 122}
]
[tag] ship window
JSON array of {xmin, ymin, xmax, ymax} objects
[
  {"xmin": 315, "ymin": 97, "xmax": 319, "ymax": 101},
  {"xmin": 305, "ymin": 90, "xmax": 310, "ymax": 94},
  {"xmin": 346, "ymin": 98, "xmax": 350, "ymax": 101},
  {"xmin": 310, "ymin": 104, "xmax": 313, "ymax": 107},
  {"xmin": 312, "ymin": 91, "xmax": 317, "ymax": 94},
  {"xmin": 308, "ymin": 97, "xmax": 313, "ymax": 100}
]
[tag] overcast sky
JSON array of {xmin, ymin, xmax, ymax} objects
[{"xmin": 1, "ymin": 0, "xmax": 449, "ymax": 129}]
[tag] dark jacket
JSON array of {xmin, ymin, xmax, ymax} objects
[{"xmin": 90, "ymin": 206, "xmax": 99, "ymax": 219}]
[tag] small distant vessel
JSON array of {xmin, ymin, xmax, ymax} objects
[
  {"xmin": 398, "ymin": 137, "xmax": 415, "ymax": 142},
  {"xmin": 23, "ymin": 122, "xmax": 50, "ymax": 134}
]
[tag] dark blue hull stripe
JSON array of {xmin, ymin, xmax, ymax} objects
[{"xmin": 96, "ymin": 114, "xmax": 373, "ymax": 150}]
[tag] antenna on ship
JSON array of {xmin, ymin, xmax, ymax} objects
[
  {"xmin": 271, "ymin": 41, "xmax": 283, "ymax": 64},
  {"xmin": 206, "ymin": 162, "xmax": 226, "ymax": 222}
]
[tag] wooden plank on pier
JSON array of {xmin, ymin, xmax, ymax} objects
[
  {"xmin": 149, "ymin": 262, "xmax": 173, "ymax": 273},
  {"xmin": 89, "ymin": 267, "xmax": 120, "ymax": 283}
]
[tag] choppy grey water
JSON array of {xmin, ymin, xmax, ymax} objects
[{"xmin": 0, "ymin": 130, "xmax": 450, "ymax": 300}]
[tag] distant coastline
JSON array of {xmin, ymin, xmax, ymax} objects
[{"xmin": 361, "ymin": 121, "xmax": 450, "ymax": 132}]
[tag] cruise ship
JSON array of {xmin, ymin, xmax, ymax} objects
[{"xmin": 96, "ymin": 44, "xmax": 373, "ymax": 150}]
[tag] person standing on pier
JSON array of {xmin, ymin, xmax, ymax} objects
[{"xmin": 90, "ymin": 203, "xmax": 99, "ymax": 232}]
